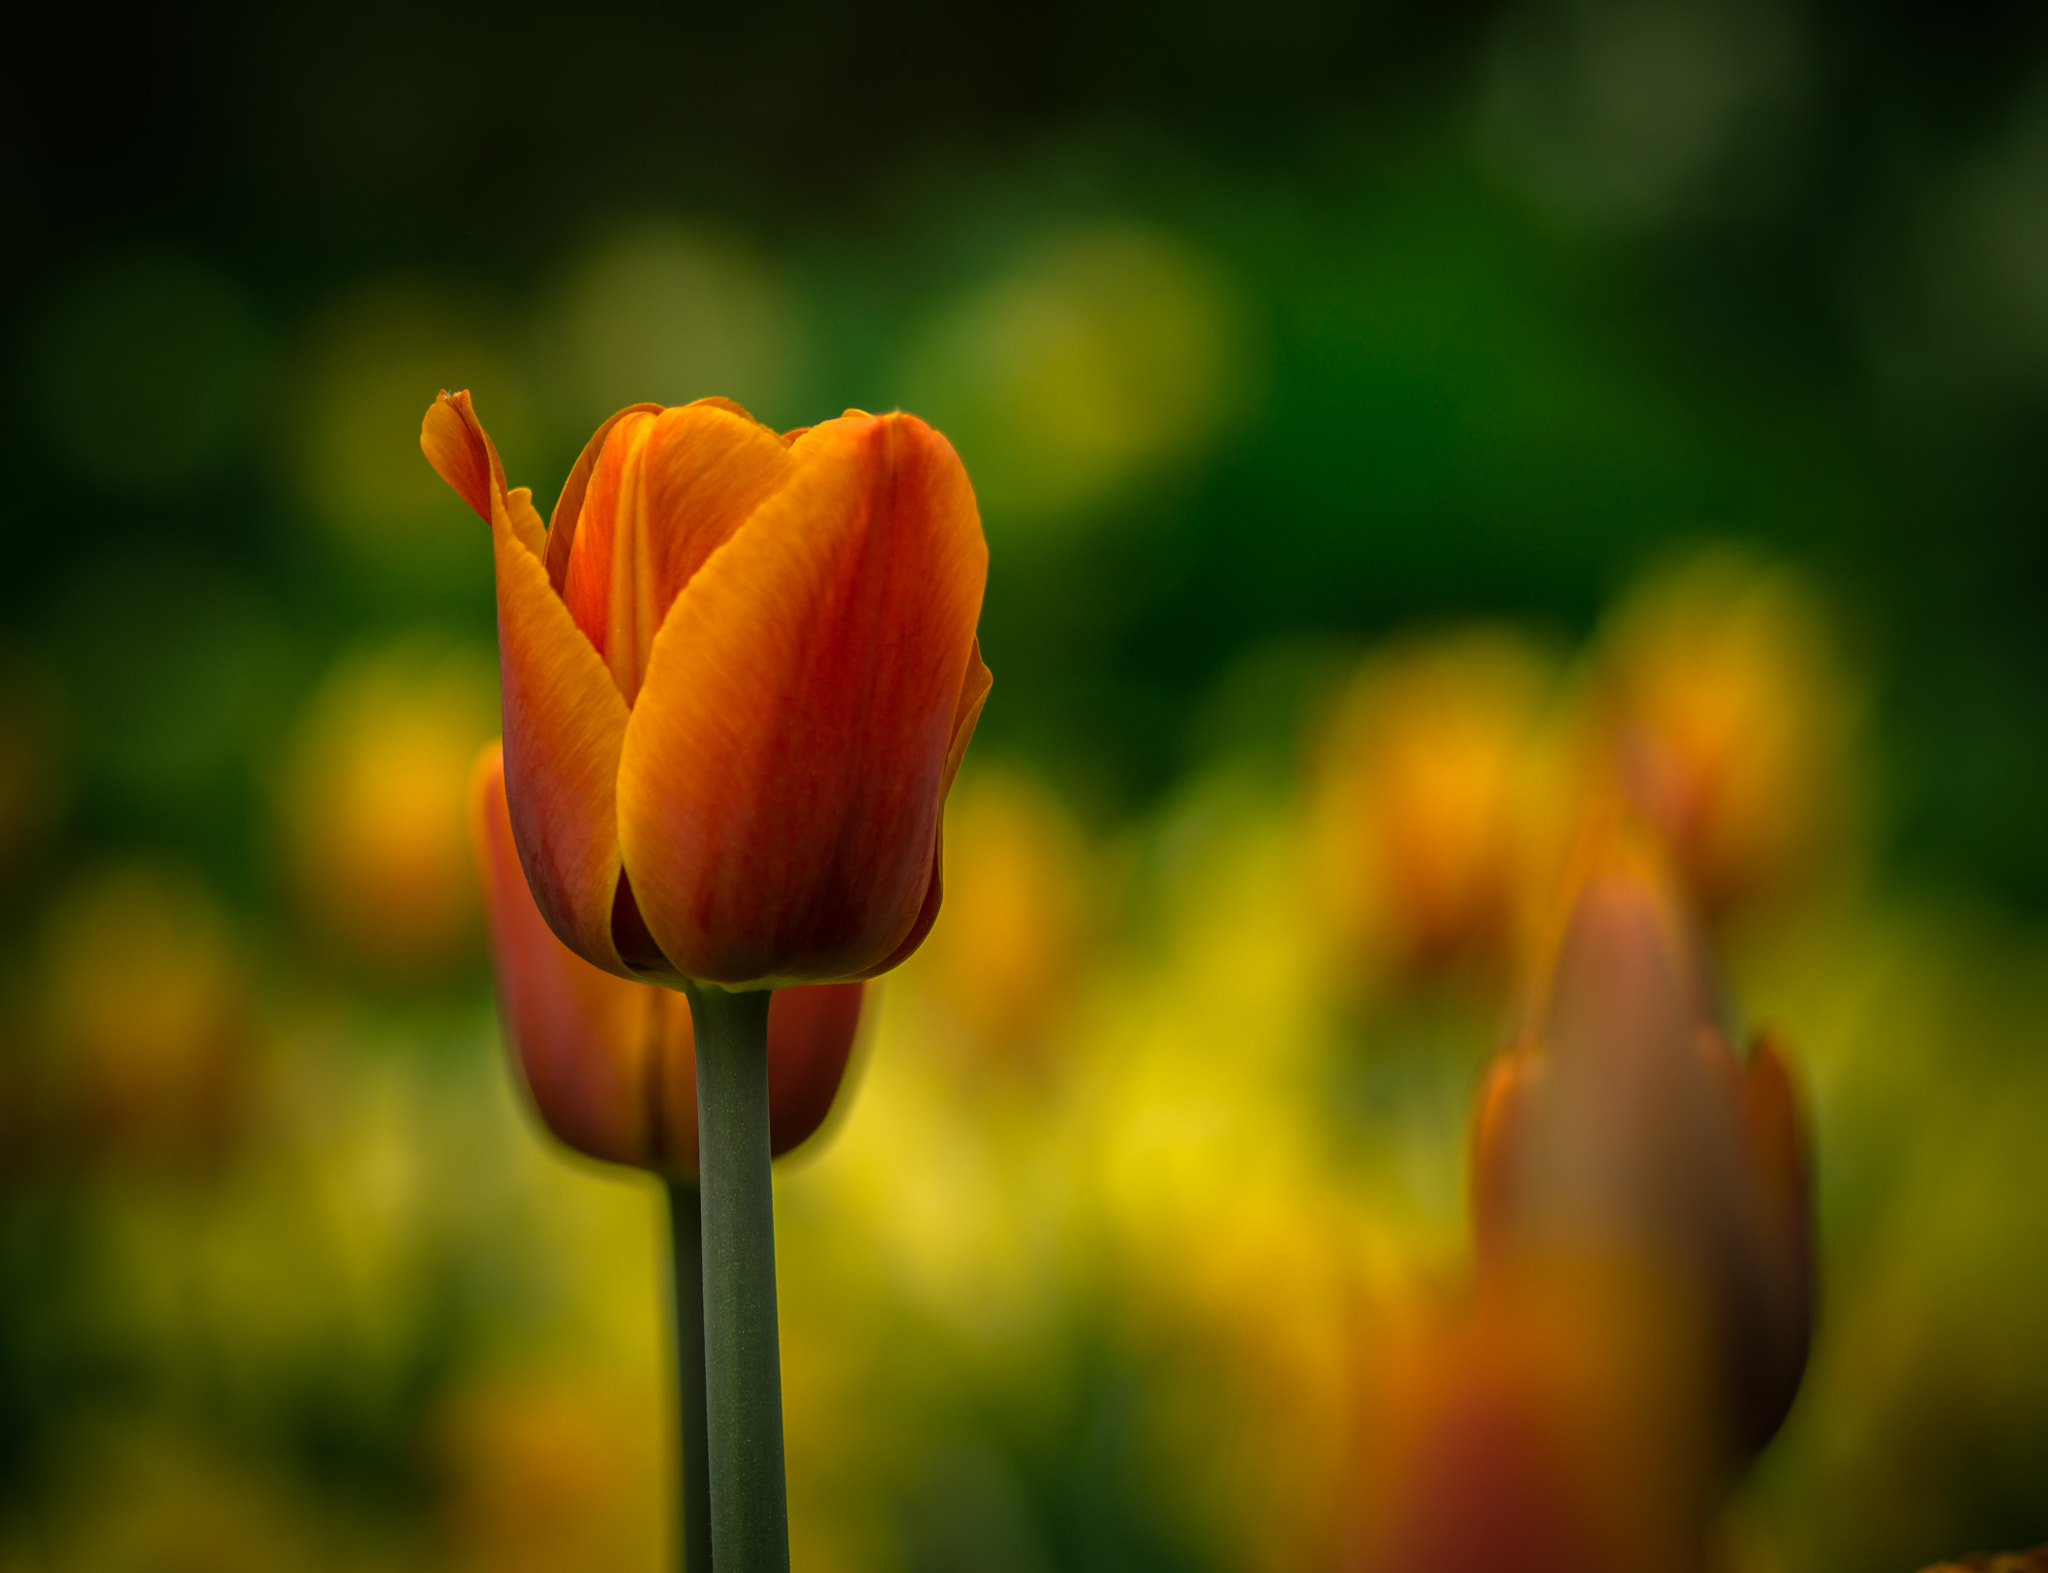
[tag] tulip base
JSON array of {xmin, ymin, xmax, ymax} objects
[
  {"xmin": 667, "ymin": 1179, "xmax": 714, "ymax": 1573},
  {"xmin": 684, "ymin": 982, "xmax": 790, "ymax": 1573}
]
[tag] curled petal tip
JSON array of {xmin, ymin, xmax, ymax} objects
[{"xmin": 421, "ymin": 389, "xmax": 494, "ymax": 522}]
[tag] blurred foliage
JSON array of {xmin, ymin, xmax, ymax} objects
[{"xmin": 3, "ymin": 0, "xmax": 2047, "ymax": 1568}]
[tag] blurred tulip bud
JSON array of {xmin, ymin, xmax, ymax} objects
[
  {"xmin": 1360, "ymin": 1267, "xmax": 1713, "ymax": 1573},
  {"xmin": 39, "ymin": 863, "xmax": 254, "ymax": 1169},
  {"xmin": 1592, "ymin": 552, "xmax": 1854, "ymax": 922},
  {"xmin": 1309, "ymin": 630, "xmax": 1564, "ymax": 987},
  {"xmin": 470, "ymin": 744, "xmax": 863, "ymax": 1176},
  {"xmin": 907, "ymin": 767, "xmax": 1088, "ymax": 1065},
  {"xmin": 281, "ymin": 636, "xmax": 498, "ymax": 981},
  {"xmin": 1470, "ymin": 831, "xmax": 1811, "ymax": 1463}
]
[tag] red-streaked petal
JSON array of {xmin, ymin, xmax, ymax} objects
[
  {"xmin": 544, "ymin": 402, "xmax": 665, "ymax": 591},
  {"xmin": 852, "ymin": 639, "xmax": 994, "ymax": 980},
  {"xmin": 1469, "ymin": 1043, "xmax": 1542, "ymax": 1259},
  {"xmin": 495, "ymin": 491, "xmax": 634, "ymax": 974},
  {"xmin": 561, "ymin": 400, "xmax": 798, "ymax": 703},
  {"xmin": 766, "ymin": 982, "xmax": 865, "ymax": 1155},
  {"xmin": 471, "ymin": 742, "xmax": 688, "ymax": 1170},
  {"xmin": 616, "ymin": 412, "xmax": 988, "ymax": 985}
]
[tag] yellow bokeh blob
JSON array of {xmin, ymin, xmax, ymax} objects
[
  {"xmin": 905, "ymin": 226, "xmax": 1252, "ymax": 530},
  {"xmin": 279, "ymin": 635, "xmax": 499, "ymax": 980}
]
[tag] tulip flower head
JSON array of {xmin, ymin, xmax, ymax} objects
[
  {"xmin": 1470, "ymin": 830, "xmax": 1812, "ymax": 1464},
  {"xmin": 424, "ymin": 391, "xmax": 991, "ymax": 990},
  {"xmin": 471, "ymin": 744, "xmax": 863, "ymax": 1176}
]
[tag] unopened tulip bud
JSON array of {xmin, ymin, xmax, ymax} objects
[
  {"xmin": 470, "ymin": 744, "xmax": 862, "ymax": 1176},
  {"xmin": 1469, "ymin": 834, "xmax": 1812, "ymax": 1462}
]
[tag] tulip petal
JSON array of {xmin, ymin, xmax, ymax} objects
[
  {"xmin": 471, "ymin": 743, "xmax": 694, "ymax": 1171},
  {"xmin": 618, "ymin": 412, "xmax": 988, "ymax": 985},
  {"xmin": 495, "ymin": 470, "xmax": 635, "ymax": 974},
  {"xmin": 423, "ymin": 390, "xmax": 632, "ymax": 973},
  {"xmin": 421, "ymin": 389, "xmax": 546, "ymax": 557},
  {"xmin": 852, "ymin": 639, "xmax": 994, "ymax": 980},
  {"xmin": 561, "ymin": 400, "xmax": 798, "ymax": 703},
  {"xmin": 544, "ymin": 401, "xmax": 665, "ymax": 591},
  {"xmin": 1470, "ymin": 1042, "xmax": 1542, "ymax": 1257},
  {"xmin": 766, "ymin": 982, "xmax": 865, "ymax": 1155}
]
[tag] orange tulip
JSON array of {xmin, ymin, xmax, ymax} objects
[
  {"xmin": 1361, "ymin": 1270, "xmax": 1714, "ymax": 1573},
  {"xmin": 471, "ymin": 743, "xmax": 863, "ymax": 1175},
  {"xmin": 1469, "ymin": 831, "xmax": 1811, "ymax": 1463},
  {"xmin": 424, "ymin": 391, "xmax": 991, "ymax": 989},
  {"xmin": 1918, "ymin": 1550, "xmax": 2048, "ymax": 1573}
]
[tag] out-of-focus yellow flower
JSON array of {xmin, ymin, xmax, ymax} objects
[
  {"xmin": 903, "ymin": 767, "xmax": 1090, "ymax": 1066},
  {"xmin": 1470, "ymin": 830, "xmax": 1812, "ymax": 1464},
  {"xmin": 904, "ymin": 226, "xmax": 1250, "ymax": 531},
  {"xmin": 38, "ymin": 863, "xmax": 254, "ymax": 1169},
  {"xmin": 1308, "ymin": 629, "xmax": 1567, "ymax": 988},
  {"xmin": 23, "ymin": 1424, "xmax": 321, "ymax": 1573},
  {"xmin": 279, "ymin": 635, "xmax": 498, "ymax": 980},
  {"xmin": 548, "ymin": 220, "xmax": 807, "ymax": 436},
  {"xmin": 1590, "ymin": 552, "xmax": 1854, "ymax": 922},
  {"xmin": 433, "ymin": 1367, "xmax": 663, "ymax": 1573}
]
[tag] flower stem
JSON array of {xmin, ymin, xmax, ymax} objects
[
  {"xmin": 684, "ymin": 982, "xmax": 789, "ymax": 1573},
  {"xmin": 666, "ymin": 1179, "xmax": 714, "ymax": 1573}
]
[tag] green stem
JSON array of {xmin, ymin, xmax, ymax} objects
[
  {"xmin": 684, "ymin": 982, "xmax": 790, "ymax": 1573},
  {"xmin": 666, "ymin": 1179, "xmax": 714, "ymax": 1573}
]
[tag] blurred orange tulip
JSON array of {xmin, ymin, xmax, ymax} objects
[
  {"xmin": 424, "ymin": 390, "xmax": 991, "ymax": 989},
  {"xmin": 471, "ymin": 744, "xmax": 863, "ymax": 1176},
  {"xmin": 1591, "ymin": 554, "xmax": 1852, "ymax": 922},
  {"xmin": 39, "ymin": 863, "xmax": 255, "ymax": 1171},
  {"xmin": 1308, "ymin": 629, "xmax": 1562, "ymax": 984},
  {"xmin": 1919, "ymin": 1550, "xmax": 2048, "ymax": 1572},
  {"xmin": 1360, "ymin": 1269, "xmax": 1714, "ymax": 1573},
  {"xmin": 1469, "ymin": 833, "xmax": 1812, "ymax": 1463}
]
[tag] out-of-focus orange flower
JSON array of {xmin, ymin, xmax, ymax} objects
[
  {"xmin": 1308, "ymin": 630, "xmax": 1564, "ymax": 985},
  {"xmin": 280, "ymin": 636, "xmax": 497, "ymax": 980},
  {"xmin": 1470, "ymin": 831, "xmax": 1812, "ymax": 1463},
  {"xmin": 423, "ymin": 390, "xmax": 990, "ymax": 989},
  {"xmin": 470, "ymin": 744, "xmax": 862, "ymax": 1175},
  {"xmin": 433, "ymin": 1368, "xmax": 662, "ymax": 1573},
  {"xmin": 1591, "ymin": 553, "xmax": 1853, "ymax": 922},
  {"xmin": 38, "ymin": 863, "xmax": 254, "ymax": 1169},
  {"xmin": 1919, "ymin": 1550, "xmax": 2048, "ymax": 1572},
  {"xmin": 1358, "ymin": 1267, "xmax": 1714, "ymax": 1573},
  {"xmin": 906, "ymin": 767, "xmax": 1089, "ymax": 1065}
]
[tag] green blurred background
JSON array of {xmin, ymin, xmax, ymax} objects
[{"xmin": 2, "ymin": 3, "xmax": 2046, "ymax": 1569}]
